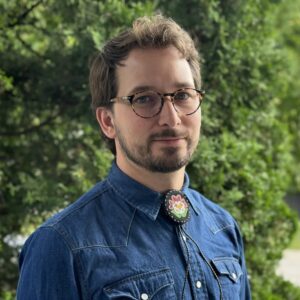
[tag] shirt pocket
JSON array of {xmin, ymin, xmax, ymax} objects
[
  {"xmin": 211, "ymin": 257, "xmax": 243, "ymax": 300},
  {"xmin": 103, "ymin": 268, "xmax": 176, "ymax": 300}
]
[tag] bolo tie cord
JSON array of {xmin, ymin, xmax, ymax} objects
[
  {"xmin": 180, "ymin": 226, "xmax": 224, "ymax": 300},
  {"xmin": 162, "ymin": 190, "xmax": 223, "ymax": 300},
  {"xmin": 178, "ymin": 226, "xmax": 190, "ymax": 300}
]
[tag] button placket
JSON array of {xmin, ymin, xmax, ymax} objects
[{"xmin": 180, "ymin": 228, "xmax": 209, "ymax": 299}]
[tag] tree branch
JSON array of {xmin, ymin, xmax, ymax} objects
[
  {"xmin": 6, "ymin": 0, "xmax": 44, "ymax": 29},
  {"xmin": 16, "ymin": 31, "xmax": 46, "ymax": 60},
  {"xmin": 0, "ymin": 109, "xmax": 62, "ymax": 136}
]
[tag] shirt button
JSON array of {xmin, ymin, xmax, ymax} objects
[
  {"xmin": 196, "ymin": 280, "xmax": 202, "ymax": 288},
  {"xmin": 141, "ymin": 293, "xmax": 149, "ymax": 300},
  {"xmin": 182, "ymin": 235, "xmax": 187, "ymax": 242},
  {"xmin": 232, "ymin": 273, "xmax": 237, "ymax": 280}
]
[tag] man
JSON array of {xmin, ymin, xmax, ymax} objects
[{"xmin": 17, "ymin": 15, "xmax": 251, "ymax": 299}]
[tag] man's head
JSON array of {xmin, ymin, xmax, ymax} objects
[
  {"xmin": 90, "ymin": 15, "xmax": 202, "ymax": 153},
  {"xmin": 90, "ymin": 15, "xmax": 203, "ymax": 174}
]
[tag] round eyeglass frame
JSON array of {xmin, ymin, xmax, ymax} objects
[{"xmin": 109, "ymin": 88, "xmax": 205, "ymax": 119}]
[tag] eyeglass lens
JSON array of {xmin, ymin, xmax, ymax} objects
[{"xmin": 132, "ymin": 88, "xmax": 201, "ymax": 118}]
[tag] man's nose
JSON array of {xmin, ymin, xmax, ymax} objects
[{"xmin": 158, "ymin": 97, "xmax": 181, "ymax": 127}]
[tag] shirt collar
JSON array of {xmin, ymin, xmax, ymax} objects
[{"xmin": 107, "ymin": 162, "xmax": 199, "ymax": 221}]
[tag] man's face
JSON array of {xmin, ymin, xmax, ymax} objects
[{"xmin": 104, "ymin": 46, "xmax": 201, "ymax": 173}]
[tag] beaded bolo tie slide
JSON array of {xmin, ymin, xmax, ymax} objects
[{"xmin": 163, "ymin": 190, "xmax": 190, "ymax": 225}]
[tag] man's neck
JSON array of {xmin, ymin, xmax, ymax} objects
[{"xmin": 116, "ymin": 157, "xmax": 186, "ymax": 193}]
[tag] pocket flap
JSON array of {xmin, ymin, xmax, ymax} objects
[
  {"xmin": 103, "ymin": 268, "xmax": 175, "ymax": 299},
  {"xmin": 211, "ymin": 258, "xmax": 243, "ymax": 283}
]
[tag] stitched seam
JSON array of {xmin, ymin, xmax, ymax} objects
[
  {"xmin": 45, "ymin": 183, "xmax": 110, "ymax": 225},
  {"xmin": 212, "ymin": 224, "xmax": 234, "ymax": 234},
  {"xmin": 212, "ymin": 258, "xmax": 243, "ymax": 280},
  {"xmin": 104, "ymin": 268, "xmax": 172, "ymax": 291},
  {"xmin": 125, "ymin": 208, "xmax": 136, "ymax": 246},
  {"xmin": 72, "ymin": 208, "xmax": 136, "ymax": 251},
  {"xmin": 213, "ymin": 257, "xmax": 239, "ymax": 262},
  {"xmin": 150, "ymin": 283, "xmax": 173, "ymax": 299},
  {"xmin": 107, "ymin": 178, "xmax": 158, "ymax": 219},
  {"xmin": 73, "ymin": 244, "xmax": 125, "ymax": 251},
  {"xmin": 107, "ymin": 177, "xmax": 128, "ymax": 200},
  {"xmin": 40, "ymin": 226, "xmax": 91, "ymax": 299}
]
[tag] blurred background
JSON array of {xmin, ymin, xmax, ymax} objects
[{"xmin": 0, "ymin": 0, "xmax": 299, "ymax": 299}]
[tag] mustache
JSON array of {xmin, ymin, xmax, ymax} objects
[{"xmin": 149, "ymin": 129, "xmax": 186, "ymax": 140}]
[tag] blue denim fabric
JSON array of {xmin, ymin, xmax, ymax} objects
[{"xmin": 17, "ymin": 162, "xmax": 251, "ymax": 299}]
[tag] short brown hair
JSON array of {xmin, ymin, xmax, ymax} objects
[{"xmin": 89, "ymin": 15, "xmax": 201, "ymax": 154}]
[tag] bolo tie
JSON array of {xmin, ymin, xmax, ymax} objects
[{"xmin": 162, "ymin": 190, "xmax": 224, "ymax": 300}]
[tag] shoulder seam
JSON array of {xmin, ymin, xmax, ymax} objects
[{"xmin": 43, "ymin": 182, "xmax": 111, "ymax": 226}]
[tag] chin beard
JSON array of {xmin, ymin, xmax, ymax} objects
[
  {"xmin": 115, "ymin": 127, "xmax": 197, "ymax": 173},
  {"xmin": 121, "ymin": 142, "xmax": 193, "ymax": 173},
  {"xmin": 141, "ymin": 147, "xmax": 191, "ymax": 173}
]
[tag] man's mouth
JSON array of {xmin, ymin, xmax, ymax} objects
[
  {"xmin": 153, "ymin": 136, "xmax": 184, "ymax": 141},
  {"xmin": 149, "ymin": 129, "xmax": 187, "ymax": 147},
  {"xmin": 152, "ymin": 137, "xmax": 186, "ymax": 147}
]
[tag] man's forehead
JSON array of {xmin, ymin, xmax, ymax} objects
[
  {"xmin": 119, "ymin": 46, "xmax": 185, "ymax": 65},
  {"xmin": 115, "ymin": 46, "xmax": 194, "ymax": 95},
  {"xmin": 126, "ymin": 83, "xmax": 195, "ymax": 95}
]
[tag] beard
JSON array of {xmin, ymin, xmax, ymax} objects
[{"xmin": 115, "ymin": 127, "xmax": 198, "ymax": 173}]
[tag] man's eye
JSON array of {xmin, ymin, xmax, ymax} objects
[
  {"xmin": 174, "ymin": 92, "xmax": 190, "ymax": 101},
  {"xmin": 134, "ymin": 94, "xmax": 156, "ymax": 105}
]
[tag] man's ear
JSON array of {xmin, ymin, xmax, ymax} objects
[{"xmin": 96, "ymin": 107, "xmax": 116, "ymax": 139}]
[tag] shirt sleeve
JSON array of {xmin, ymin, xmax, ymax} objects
[
  {"xmin": 235, "ymin": 221, "xmax": 252, "ymax": 300},
  {"xmin": 17, "ymin": 226, "xmax": 84, "ymax": 300},
  {"xmin": 240, "ymin": 246, "xmax": 252, "ymax": 299}
]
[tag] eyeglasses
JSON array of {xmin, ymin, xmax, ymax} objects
[{"xmin": 109, "ymin": 88, "xmax": 205, "ymax": 118}]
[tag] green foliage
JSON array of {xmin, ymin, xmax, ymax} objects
[
  {"xmin": 289, "ymin": 222, "xmax": 300, "ymax": 249},
  {"xmin": 0, "ymin": 0, "xmax": 299, "ymax": 298},
  {"xmin": 260, "ymin": 275, "xmax": 300, "ymax": 300},
  {"xmin": 272, "ymin": 0, "xmax": 300, "ymax": 191}
]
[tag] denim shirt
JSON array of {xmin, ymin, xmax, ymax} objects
[{"xmin": 17, "ymin": 162, "xmax": 251, "ymax": 300}]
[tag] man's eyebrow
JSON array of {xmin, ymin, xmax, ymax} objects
[
  {"xmin": 127, "ymin": 86, "xmax": 155, "ymax": 95},
  {"xmin": 127, "ymin": 83, "xmax": 195, "ymax": 95},
  {"xmin": 173, "ymin": 82, "xmax": 195, "ymax": 89}
]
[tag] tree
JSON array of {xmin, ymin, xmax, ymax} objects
[{"xmin": 272, "ymin": 0, "xmax": 300, "ymax": 192}]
